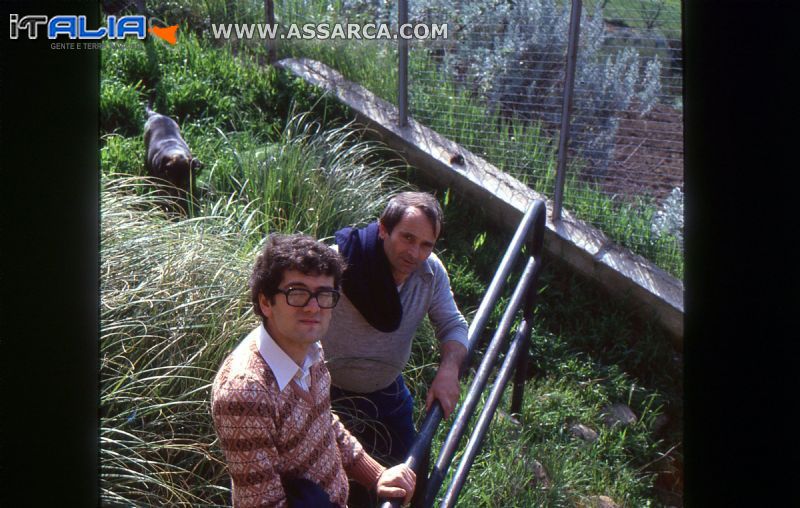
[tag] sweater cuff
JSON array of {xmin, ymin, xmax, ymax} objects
[
  {"xmin": 347, "ymin": 451, "xmax": 386, "ymax": 491},
  {"xmin": 440, "ymin": 333, "xmax": 470, "ymax": 351}
]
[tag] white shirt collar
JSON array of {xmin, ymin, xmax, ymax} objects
[{"xmin": 256, "ymin": 324, "xmax": 321, "ymax": 392}]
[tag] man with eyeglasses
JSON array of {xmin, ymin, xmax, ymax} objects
[
  {"xmin": 211, "ymin": 233, "xmax": 415, "ymax": 507},
  {"xmin": 321, "ymin": 192, "xmax": 470, "ymax": 506}
]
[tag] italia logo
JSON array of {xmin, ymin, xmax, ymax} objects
[
  {"xmin": 9, "ymin": 14, "xmax": 179, "ymax": 44},
  {"xmin": 149, "ymin": 24, "xmax": 179, "ymax": 45}
]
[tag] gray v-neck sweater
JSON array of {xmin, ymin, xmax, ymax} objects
[{"xmin": 321, "ymin": 251, "xmax": 469, "ymax": 392}]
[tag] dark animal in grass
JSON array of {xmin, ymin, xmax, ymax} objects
[{"xmin": 144, "ymin": 107, "xmax": 202, "ymax": 214}]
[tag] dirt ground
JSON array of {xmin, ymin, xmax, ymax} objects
[{"xmin": 600, "ymin": 103, "xmax": 684, "ymax": 204}]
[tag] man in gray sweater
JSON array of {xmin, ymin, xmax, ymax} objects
[{"xmin": 321, "ymin": 192, "xmax": 469, "ymax": 504}]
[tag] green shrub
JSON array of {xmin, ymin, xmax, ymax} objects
[
  {"xmin": 100, "ymin": 135, "xmax": 147, "ymax": 177},
  {"xmin": 100, "ymin": 79, "xmax": 146, "ymax": 136}
]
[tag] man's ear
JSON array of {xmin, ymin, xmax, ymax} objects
[
  {"xmin": 258, "ymin": 292, "xmax": 273, "ymax": 320},
  {"xmin": 378, "ymin": 220, "xmax": 388, "ymax": 240}
]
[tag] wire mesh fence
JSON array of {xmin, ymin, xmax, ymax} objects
[
  {"xmin": 186, "ymin": 0, "xmax": 684, "ymax": 278},
  {"xmin": 404, "ymin": 0, "xmax": 683, "ymax": 277}
]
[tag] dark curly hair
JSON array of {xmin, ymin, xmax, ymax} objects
[
  {"xmin": 249, "ymin": 233, "xmax": 346, "ymax": 325},
  {"xmin": 379, "ymin": 191, "xmax": 443, "ymax": 238}
]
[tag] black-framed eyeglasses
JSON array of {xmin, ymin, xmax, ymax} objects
[{"xmin": 276, "ymin": 287, "xmax": 340, "ymax": 309}]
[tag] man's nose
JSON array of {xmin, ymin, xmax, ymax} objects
[{"xmin": 303, "ymin": 296, "xmax": 321, "ymax": 311}]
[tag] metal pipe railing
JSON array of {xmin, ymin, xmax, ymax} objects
[
  {"xmin": 379, "ymin": 200, "xmax": 546, "ymax": 508},
  {"xmin": 553, "ymin": 0, "xmax": 582, "ymax": 221},
  {"xmin": 422, "ymin": 256, "xmax": 539, "ymax": 506},
  {"xmin": 439, "ymin": 318, "xmax": 535, "ymax": 507},
  {"xmin": 462, "ymin": 200, "xmax": 545, "ymax": 367},
  {"xmin": 264, "ymin": 0, "xmax": 276, "ymax": 64}
]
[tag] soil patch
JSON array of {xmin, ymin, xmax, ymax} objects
[{"xmin": 601, "ymin": 103, "xmax": 684, "ymax": 204}]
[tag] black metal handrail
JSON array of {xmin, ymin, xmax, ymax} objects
[
  {"xmin": 380, "ymin": 199, "xmax": 546, "ymax": 508},
  {"xmin": 423, "ymin": 256, "xmax": 541, "ymax": 506},
  {"xmin": 440, "ymin": 317, "xmax": 535, "ymax": 507}
]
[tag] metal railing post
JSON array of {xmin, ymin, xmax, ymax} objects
[
  {"xmin": 510, "ymin": 202, "xmax": 545, "ymax": 414},
  {"xmin": 509, "ymin": 337, "xmax": 530, "ymax": 415},
  {"xmin": 509, "ymin": 275, "xmax": 540, "ymax": 415},
  {"xmin": 398, "ymin": 0, "xmax": 409, "ymax": 126},
  {"xmin": 264, "ymin": 0, "xmax": 277, "ymax": 64},
  {"xmin": 553, "ymin": 0, "xmax": 582, "ymax": 221}
]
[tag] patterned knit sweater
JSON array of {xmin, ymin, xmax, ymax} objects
[{"xmin": 211, "ymin": 331, "xmax": 386, "ymax": 507}]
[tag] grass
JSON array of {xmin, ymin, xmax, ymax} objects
[
  {"xmin": 100, "ymin": 31, "xmax": 398, "ymax": 239},
  {"xmin": 103, "ymin": 111, "xmax": 405, "ymax": 240},
  {"xmin": 100, "ymin": 178, "xmax": 253, "ymax": 505},
  {"xmin": 199, "ymin": 110, "xmax": 408, "ymax": 239},
  {"xmin": 100, "ymin": 34, "xmax": 340, "ymax": 138},
  {"xmin": 401, "ymin": 319, "xmax": 677, "ymax": 507},
  {"xmin": 600, "ymin": 0, "xmax": 682, "ymax": 39},
  {"xmin": 100, "ymin": 11, "xmax": 682, "ymax": 506}
]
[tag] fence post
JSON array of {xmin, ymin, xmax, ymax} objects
[
  {"xmin": 264, "ymin": 0, "xmax": 277, "ymax": 64},
  {"xmin": 553, "ymin": 0, "xmax": 582, "ymax": 221},
  {"xmin": 398, "ymin": 0, "xmax": 409, "ymax": 127}
]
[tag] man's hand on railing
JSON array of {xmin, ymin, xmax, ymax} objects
[
  {"xmin": 376, "ymin": 464, "xmax": 416, "ymax": 505},
  {"xmin": 425, "ymin": 341, "xmax": 468, "ymax": 418},
  {"xmin": 426, "ymin": 364, "xmax": 459, "ymax": 418}
]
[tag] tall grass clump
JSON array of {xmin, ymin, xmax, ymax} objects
[
  {"xmin": 100, "ymin": 177, "xmax": 257, "ymax": 506},
  {"xmin": 199, "ymin": 111, "xmax": 407, "ymax": 240}
]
